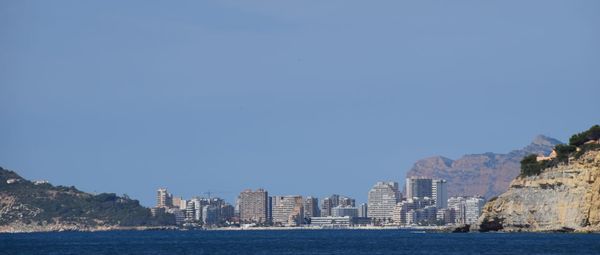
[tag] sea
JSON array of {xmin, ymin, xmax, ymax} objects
[{"xmin": 1, "ymin": 229, "xmax": 600, "ymax": 255}]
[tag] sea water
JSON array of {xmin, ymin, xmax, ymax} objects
[{"xmin": 1, "ymin": 229, "xmax": 600, "ymax": 255}]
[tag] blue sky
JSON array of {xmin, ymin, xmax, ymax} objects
[{"xmin": 1, "ymin": 0, "xmax": 599, "ymax": 206}]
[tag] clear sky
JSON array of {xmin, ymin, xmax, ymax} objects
[{"xmin": 1, "ymin": 1, "xmax": 599, "ymax": 206}]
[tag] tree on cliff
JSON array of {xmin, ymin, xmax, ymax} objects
[
  {"xmin": 569, "ymin": 125, "xmax": 600, "ymax": 146},
  {"xmin": 520, "ymin": 154, "xmax": 544, "ymax": 176}
]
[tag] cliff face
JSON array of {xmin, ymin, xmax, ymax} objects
[
  {"xmin": 407, "ymin": 135, "xmax": 561, "ymax": 198},
  {"xmin": 478, "ymin": 150, "xmax": 600, "ymax": 232}
]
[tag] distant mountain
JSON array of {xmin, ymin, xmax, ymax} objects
[
  {"xmin": 406, "ymin": 135, "xmax": 562, "ymax": 199},
  {"xmin": 0, "ymin": 167, "xmax": 174, "ymax": 232}
]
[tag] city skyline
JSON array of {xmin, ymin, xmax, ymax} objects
[
  {"xmin": 2, "ymin": 1, "xmax": 599, "ymax": 207},
  {"xmin": 149, "ymin": 176, "xmax": 484, "ymax": 228}
]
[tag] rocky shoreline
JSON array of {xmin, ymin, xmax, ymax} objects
[{"xmin": 0, "ymin": 223, "xmax": 178, "ymax": 233}]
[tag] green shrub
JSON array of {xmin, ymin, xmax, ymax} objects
[
  {"xmin": 520, "ymin": 154, "xmax": 544, "ymax": 177},
  {"xmin": 569, "ymin": 125, "xmax": 600, "ymax": 146},
  {"xmin": 554, "ymin": 144, "xmax": 576, "ymax": 163}
]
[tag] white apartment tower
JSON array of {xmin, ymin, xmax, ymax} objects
[
  {"xmin": 465, "ymin": 196, "xmax": 486, "ymax": 224},
  {"xmin": 367, "ymin": 181, "xmax": 400, "ymax": 223}
]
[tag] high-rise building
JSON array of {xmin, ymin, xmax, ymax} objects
[
  {"xmin": 172, "ymin": 196, "xmax": 183, "ymax": 210},
  {"xmin": 432, "ymin": 179, "xmax": 448, "ymax": 209},
  {"xmin": 405, "ymin": 177, "xmax": 432, "ymax": 199},
  {"xmin": 220, "ymin": 204, "xmax": 235, "ymax": 222},
  {"xmin": 238, "ymin": 189, "xmax": 269, "ymax": 224},
  {"xmin": 358, "ymin": 203, "xmax": 368, "ymax": 218},
  {"xmin": 331, "ymin": 206, "xmax": 358, "ymax": 218},
  {"xmin": 156, "ymin": 188, "xmax": 173, "ymax": 208},
  {"xmin": 268, "ymin": 196, "xmax": 272, "ymax": 223},
  {"xmin": 368, "ymin": 181, "xmax": 400, "ymax": 223},
  {"xmin": 271, "ymin": 196, "xmax": 304, "ymax": 226},
  {"xmin": 189, "ymin": 198, "xmax": 202, "ymax": 221},
  {"xmin": 304, "ymin": 196, "xmax": 320, "ymax": 218},
  {"xmin": 465, "ymin": 196, "xmax": 486, "ymax": 224},
  {"xmin": 185, "ymin": 200, "xmax": 196, "ymax": 221},
  {"xmin": 339, "ymin": 196, "xmax": 356, "ymax": 207},
  {"xmin": 448, "ymin": 196, "xmax": 467, "ymax": 224},
  {"xmin": 320, "ymin": 194, "xmax": 340, "ymax": 217},
  {"xmin": 178, "ymin": 198, "xmax": 188, "ymax": 210},
  {"xmin": 321, "ymin": 194, "xmax": 355, "ymax": 217},
  {"xmin": 202, "ymin": 205, "xmax": 219, "ymax": 226}
]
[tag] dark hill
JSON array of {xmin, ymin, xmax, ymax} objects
[{"xmin": 0, "ymin": 167, "xmax": 174, "ymax": 232}]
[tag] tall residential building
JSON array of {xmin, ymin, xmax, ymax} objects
[
  {"xmin": 178, "ymin": 198, "xmax": 188, "ymax": 210},
  {"xmin": 272, "ymin": 196, "xmax": 304, "ymax": 226},
  {"xmin": 368, "ymin": 181, "xmax": 400, "ymax": 223},
  {"xmin": 339, "ymin": 196, "xmax": 356, "ymax": 207},
  {"xmin": 202, "ymin": 205, "xmax": 219, "ymax": 226},
  {"xmin": 185, "ymin": 200, "xmax": 196, "ymax": 221},
  {"xmin": 238, "ymin": 189, "xmax": 269, "ymax": 224},
  {"xmin": 220, "ymin": 204, "xmax": 235, "ymax": 222},
  {"xmin": 432, "ymin": 179, "xmax": 448, "ymax": 209},
  {"xmin": 465, "ymin": 196, "xmax": 486, "ymax": 224},
  {"xmin": 405, "ymin": 177, "xmax": 432, "ymax": 199},
  {"xmin": 321, "ymin": 194, "xmax": 355, "ymax": 216},
  {"xmin": 156, "ymin": 188, "xmax": 173, "ymax": 208},
  {"xmin": 190, "ymin": 198, "xmax": 202, "ymax": 221},
  {"xmin": 320, "ymin": 194, "xmax": 340, "ymax": 217},
  {"xmin": 304, "ymin": 197, "xmax": 320, "ymax": 218},
  {"xmin": 448, "ymin": 196, "xmax": 467, "ymax": 224},
  {"xmin": 358, "ymin": 203, "xmax": 368, "ymax": 218},
  {"xmin": 268, "ymin": 196, "xmax": 273, "ymax": 223}
]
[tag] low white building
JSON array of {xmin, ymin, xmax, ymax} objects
[{"xmin": 309, "ymin": 216, "xmax": 352, "ymax": 227}]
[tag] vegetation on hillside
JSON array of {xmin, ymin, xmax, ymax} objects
[
  {"xmin": 569, "ymin": 125, "xmax": 600, "ymax": 146},
  {"xmin": 520, "ymin": 125, "xmax": 600, "ymax": 177},
  {"xmin": 0, "ymin": 167, "xmax": 175, "ymax": 227}
]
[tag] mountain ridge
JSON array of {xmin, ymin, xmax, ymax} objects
[{"xmin": 406, "ymin": 135, "xmax": 562, "ymax": 199}]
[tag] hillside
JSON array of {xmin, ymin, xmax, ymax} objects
[
  {"xmin": 0, "ymin": 167, "xmax": 174, "ymax": 232},
  {"xmin": 477, "ymin": 125, "xmax": 600, "ymax": 232},
  {"xmin": 406, "ymin": 135, "xmax": 561, "ymax": 198}
]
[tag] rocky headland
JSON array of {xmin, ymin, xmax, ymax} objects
[
  {"xmin": 0, "ymin": 167, "xmax": 175, "ymax": 233},
  {"xmin": 477, "ymin": 126, "xmax": 600, "ymax": 232}
]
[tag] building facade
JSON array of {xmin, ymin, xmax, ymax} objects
[
  {"xmin": 465, "ymin": 196, "xmax": 486, "ymax": 224},
  {"xmin": 271, "ymin": 196, "xmax": 304, "ymax": 226},
  {"xmin": 304, "ymin": 196, "xmax": 320, "ymax": 219},
  {"xmin": 156, "ymin": 188, "xmax": 173, "ymax": 208},
  {"xmin": 238, "ymin": 189, "xmax": 269, "ymax": 224},
  {"xmin": 358, "ymin": 203, "xmax": 368, "ymax": 218},
  {"xmin": 331, "ymin": 206, "xmax": 359, "ymax": 218},
  {"xmin": 368, "ymin": 181, "xmax": 400, "ymax": 223},
  {"xmin": 320, "ymin": 195, "xmax": 339, "ymax": 217},
  {"xmin": 448, "ymin": 196, "xmax": 467, "ymax": 224},
  {"xmin": 432, "ymin": 179, "xmax": 448, "ymax": 209},
  {"xmin": 405, "ymin": 177, "xmax": 432, "ymax": 199}
]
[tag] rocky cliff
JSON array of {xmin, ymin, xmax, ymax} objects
[
  {"xmin": 0, "ymin": 167, "xmax": 174, "ymax": 232},
  {"xmin": 406, "ymin": 135, "xmax": 561, "ymax": 198},
  {"xmin": 477, "ymin": 150, "xmax": 600, "ymax": 232}
]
